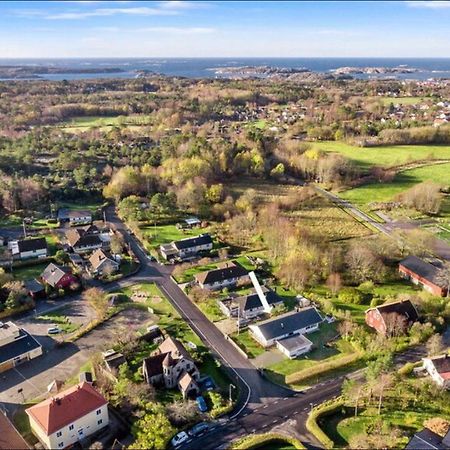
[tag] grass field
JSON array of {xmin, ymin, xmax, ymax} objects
[
  {"xmin": 36, "ymin": 310, "xmax": 80, "ymax": 333},
  {"xmin": 313, "ymin": 141, "xmax": 450, "ymax": 170},
  {"xmin": 12, "ymin": 262, "xmax": 48, "ymax": 281},
  {"xmin": 339, "ymin": 162, "xmax": 450, "ymax": 214},
  {"xmin": 375, "ymin": 96, "xmax": 430, "ymax": 106},
  {"xmin": 232, "ymin": 330, "xmax": 265, "ymax": 358},
  {"xmin": 57, "ymin": 115, "xmax": 152, "ymax": 132}
]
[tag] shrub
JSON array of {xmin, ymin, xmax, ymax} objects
[{"xmin": 338, "ymin": 287, "xmax": 364, "ymax": 304}]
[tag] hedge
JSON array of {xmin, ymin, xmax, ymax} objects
[
  {"xmin": 306, "ymin": 399, "xmax": 344, "ymax": 449},
  {"xmin": 286, "ymin": 351, "xmax": 363, "ymax": 385},
  {"xmin": 230, "ymin": 433, "xmax": 305, "ymax": 450}
]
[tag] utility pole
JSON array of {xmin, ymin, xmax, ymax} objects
[
  {"xmin": 229, "ymin": 383, "xmax": 236, "ymax": 405},
  {"xmin": 22, "ymin": 220, "xmax": 27, "ymax": 239}
]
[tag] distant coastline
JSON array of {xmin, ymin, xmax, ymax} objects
[{"xmin": 0, "ymin": 57, "xmax": 450, "ymax": 81}]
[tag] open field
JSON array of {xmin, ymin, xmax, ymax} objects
[
  {"xmin": 56, "ymin": 115, "xmax": 152, "ymax": 133},
  {"xmin": 339, "ymin": 162, "xmax": 450, "ymax": 214},
  {"xmin": 12, "ymin": 262, "xmax": 48, "ymax": 281},
  {"xmin": 374, "ymin": 96, "xmax": 431, "ymax": 106},
  {"xmin": 313, "ymin": 141, "xmax": 450, "ymax": 170}
]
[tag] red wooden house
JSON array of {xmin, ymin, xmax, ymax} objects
[{"xmin": 41, "ymin": 263, "xmax": 78, "ymax": 289}]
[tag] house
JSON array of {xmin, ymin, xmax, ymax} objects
[
  {"xmin": 140, "ymin": 324, "xmax": 163, "ymax": 344},
  {"xmin": 219, "ymin": 287, "xmax": 284, "ymax": 320},
  {"xmin": 24, "ymin": 279, "xmax": 45, "ymax": 299},
  {"xmin": 9, "ymin": 237, "xmax": 48, "ymax": 260},
  {"xmin": 0, "ymin": 321, "xmax": 42, "ymax": 373},
  {"xmin": 276, "ymin": 334, "xmax": 313, "ymax": 359},
  {"xmin": 365, "ymin": 299, "xmax": 419, "ymax": 335},
  {"xmin": 406, "ymin": 427, "xmax": 450, "ymax": 449},
  {"xmin": 142, "ymin": 336, "xmax": 200, "ymax": 399},
  {"xmin": 65, "ymin": 228, "xmax": 103, "ymax": 254},
  {"xmin": 184, "ymin": 217, "xmax": 201, "ymax": 228},
  {"xmin": 88, "ymin": 249, "xmax": 119, "ymax": 276},
  {"xmin": 423, "ymin": 354, "xmax": 450, "ymax": 389},
  {"xmin": 0, "ymin": 413, "xmax": 30, "ymax": 449},
  {"xmin": 41, "ymin": 263, "xmax": 78, "ymax": 289},
  {"xmin": 160, "ymin": 234, "xmax": 213, "ymax": 261},
  {"xmin": 58, "ymin": 209, "xmax": 92, "ymax": 226},
  {"xmin": 249, "ymin": 307, "xmax": 323, "ymax": 348},
  {"xmin": 194, "ymin": 261, "xmax": 250, "ymax": 290},
  {"xmin": 26, "ymin": 382, "xmax": 109, "ymax": 449},
  {"xmin": 399, "ymin": 256, "xmax": 447, "ymax": 297}
]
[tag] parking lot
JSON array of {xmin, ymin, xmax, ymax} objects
[{"xmin": 0, "ymin": 304, "xmax": 152, "ymax": 415}]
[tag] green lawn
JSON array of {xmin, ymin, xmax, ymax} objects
[
  {"xmin": 12, "ymin": 262, "xmax": 48, "ymax": 281},
  {"xmin": 13, "ymin": 404, "xmax": 39, "ymax": 446},
  {"xmin": 313, "ymin": 141, "xmax": 450, "ymax": 170},
  {"xmin": 58, "ymin": 115, "xmax": 153, "ymax": 131},
  {"xmin": 375, "ymin": 96, "xmax": 431, "ymax": 106},
  {"xmin": 195, "ymin": 298, "xmax": 226, "ymax": 322},
  {"xmin": 231, "ymin": 330, "xmax": 265, "ymax": 358},
  {"xmin": 36, "ymin": 310, "xmax": 81, "ymax": 333},
  {"xmin": 339, "ymin": 162, "xmax": 450, "ymax": 214}
]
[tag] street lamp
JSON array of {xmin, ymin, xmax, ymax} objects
[
  {"xmin": 309, "ymin": 402, "xmax": 314, "ymax": 414},
  {"xmin": 229, "ymin": 383, "xmax": 236, "ymax": 405}
]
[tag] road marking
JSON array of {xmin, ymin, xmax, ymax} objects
[
  {"xmin": 274, "ymin": 400, "xmax": 278, "ymax": 404},
  {"xmin": 283, "ymin": 397, "xmax": 288, "ymax": 400},
  {"xmin": 158, "ymin": 284, "xmax": 252, "ymax": 420},
  {"xmin": 293, "ymin": 411, "xmax": 299, "ymax": 415},
  {"xmin": 272, "ymin": 419, "xmax": 278, "ymax": 424},
  {"xmin": 262, "ymin": 405, "xmax": 268, "ymax": 409}
]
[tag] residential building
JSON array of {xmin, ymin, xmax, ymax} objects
[
  {"xmin": 88, "ymin": 249, "xmax": 119, "ymax": 276},
  {"xmin": 142, "ymin": 336, "xmax": 200, "ymax": 398},
  {"xmin": 0, "ymin": 321, "xmax": 42, "ymax": 373},
  {"xmin": 58, "ymin": 209, "xmax": 92, "ymax": 226},
  {"xmin": 9, "ymin": 237, "xmax": 48, "ymax": 260},
  {"xmin": 249, "ymin": 307, "xmax": 323, "ymax": 348},
  {"xmin": 406, "ymin": 427, "xmax": 450, "ymax": 449},
  {"xmin": 219, "ymin": 287, "xmax": 284, "ymax": 320},
  {"xmin": 24, "ymin": 279, "xmax": 45, "ymax": 299},
  {"xmin": 365, "ymin": 299, "xmax": 419, "ymax": 335},
  {"xmin": 65, "ymin": 228, "xmax": 103, "ymax": 254},
  {"xmin": 41, "ymin": 263, "xmax": 78, "ymax": 289},
  {"xmin": 0, "ymin": 413, "xmax": 30, "ymax": 449},
  {"xmin": 276, "ymin": 334, "xmax": 313, "ymax": 359},
  {"xmin": 399, "ymin": 256, "xmax": 447, "ymax": 297},
  {"xmin": 423, "ymin": 354, "xmax": 450, "ymax": 389},
  {"xmin": 26, "ymin": 382, "xmax": 109, "ymax": 449},
  {"xmin": 194, "ymin": 261, "xmax": 250, "ymax": 290},
  {"xmin": 160, "ymin": 233, "xmax": 213, "ymax": 261}
]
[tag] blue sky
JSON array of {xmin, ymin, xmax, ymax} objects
[{"xmin": 1, "ymin": 1, "xmax": 450, "ymax": 58}]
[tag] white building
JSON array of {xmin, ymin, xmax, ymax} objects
[
  {"xmin": 160, "ymin": 234, "xmax": 213, "ymax": 261},
  {"xmin": 249, "ymin": 307, "xmax": 323, "ymax": 348},
  {"xmin": 26, "ymin": 382, "xmax": 109, "ymax": 449},
  {"xmin": 9, "ymin": 237, "xmax": 48, "ymax": 260},
  {"xmin": 194, "ymin": 261, "xmax": 250, "ymax": 290},
  {"xmin": 0, "ymin": 321, "xmax": 42, "ymax": 373},
  {"xmin": 422, "ymin": 355, "xmax": 450, "ymax": 389},
  {"xmin": 276, "ymin": 334, "xmax": 313, "ymax": 359}
]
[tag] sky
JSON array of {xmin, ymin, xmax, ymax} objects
[{"xmin": 1, "ymin": 0, "xmax": 450, "ymax": 58}]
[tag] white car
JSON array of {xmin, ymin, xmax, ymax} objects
[
  {"xmin": 47, "ymin": 327, "xmax": 61, "ymax": 335},
  {"xmin": 171, "ymin": 431, "xmax": 189, "ymax": 448}
]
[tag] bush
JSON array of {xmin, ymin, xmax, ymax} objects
[
  {"xmin": 231, "ymin": 433, "xmax": 305, "ymax": 449},
  {"xmin": 338, "ymin": 287, "xmax": 364, "ymax": 304}
]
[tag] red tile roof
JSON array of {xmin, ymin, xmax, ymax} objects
[
  {"xmin": 26, "ymin": 382, "xmax": 107, "ymax": 435},
  {"xmin": 0, "ymin": 413, "xmax": 30, "ymax": 449}
]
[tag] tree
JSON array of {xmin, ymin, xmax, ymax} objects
[
  {"xmin": 426, "ymin": 333, "xmax": 444, "ymax": 357},
  {"xmin": 436, "ymin": 262, "xmax": 450, "ymax": 298},
  {"xmin": 55, "ymin": 250, "xmax": 69, "ymax": 265},
  {"xmin": 424, "ymin": 417, "xmax": 450, "ymax": 437},
  {"xmin": 82, "ymin": 287, "xmax": 108, "ymax": 318},
  {"xmin": 166, "ymin": 400, "xmax": 200, "ymax": 427},
  {"xmin": 110, "ymin": 233, "xmax": 125, "ymax": 255},
  {"xmin": 326, "ymin": 272, "xmax": 342, "ymax": 295},
  {"xmin": 132, "ymin": 404, "xmax": 174, "ymax": 450}
]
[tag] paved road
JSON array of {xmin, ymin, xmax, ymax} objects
[{"xmin": 313, "ymin": 185, "xmax": 450, "ymax": 261}]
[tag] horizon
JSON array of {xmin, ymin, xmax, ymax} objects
[{"xmin": 1, "ymin": 1, "xmax": 450, "ymax": 58}]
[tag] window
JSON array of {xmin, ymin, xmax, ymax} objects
[
  {"xmin": 68, "ymin": 425, "xmax": 74, "ymax": 431},
  {"xmin": 58, "ymin": 443, "xmax": 64, "ymax": 448},
  {"xmin": 97, "ymin": 419, "xmax": 103, "ymax": 425},
  {"xmin": 56, "ymin": 431, "xmax": 62, "ymax": 438},
  {"xmin": 96, "ymin": 408, "xmax": 102, "ymax": 415}
]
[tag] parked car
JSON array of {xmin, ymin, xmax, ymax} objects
[
  {"xmin": 47, "ymin": 327, "xmax": 61, "ymax": 335},
  {"xmin": 171, "ymin": 431, "xmax": 189, "ymax": 448},
  {"xmin": 188, "ymin": 422, "xmax": 209, "ymax": 437},
  {"xmin": 196, "ymin": 396, "xmax": 208, "ymax": 413}
]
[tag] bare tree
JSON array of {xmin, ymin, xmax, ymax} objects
[{"xmin": 426, "ymin": 333, "xmax": 444, "ymax": 357}]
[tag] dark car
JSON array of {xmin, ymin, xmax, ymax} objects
[{"xmin": 188, "ymin": 422, "xmax": 209, "ymax": 437}]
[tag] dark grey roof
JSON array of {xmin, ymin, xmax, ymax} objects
[
  {"xmin": 235, "ymin": 288, "xmax": 283, "ymax": 312},
  {"xmin": 252, "ymin": 308, "xmax": 323, "ymax": 341},
  {"xmin": 24, "ymin": 279, "xmax": 44, "ymax": 293},
  {"xmin": 405, "ymin": 428, "xmax": 445, "ymax": 450},
  {"xmin": 174, "ymin": 234, "xmax": 212, "ymax": 250},
  {"xmin": 17, "ymin": 238, "xmax": 47, "ymax": 253},
  {"xmin": 375, "ymin": 300, "xmax": 419, "ymax": 323},
  {"xmin": 195, "ymin": 261, "xmax": 248, "ymax": 285},
  {"xmin": 58, "ymin": 209, "xmax": 92, "ymax": 220},
  {"xmin": 400, "ymin": 256, "xmax": 443, "ymax": 287},
  {"xmin": 0, "ymin": 329, "xmax": 41, "ymax": 365}
]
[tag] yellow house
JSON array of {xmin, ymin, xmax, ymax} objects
[{"xmin": 26, "ymin": 382, "xmax": 109, "ymax": 449}]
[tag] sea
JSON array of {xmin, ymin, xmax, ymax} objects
[{"xmin": 1, "ymin": 57, "xmax": 450, "ymax": 81}]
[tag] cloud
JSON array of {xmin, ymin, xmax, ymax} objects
[
  {"xmin": 158, "ymin": 1, "xmax": 206, "ymax": 9},
  {"xmin": 406, "ymin": 1, "xmax": 450, "ymax": 8},
  {"xmin": 45, "ymin": 6, "xmax": 180, "ymax": 19},
  {"xmin": 136, "ymin": 26, "xmax": 215, "ymax": 34}
]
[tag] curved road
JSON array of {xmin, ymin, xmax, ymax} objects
[{"xmin": 106, "ymin": 209, "xmax": 343, "ymax": 449}]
